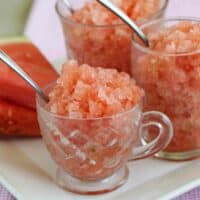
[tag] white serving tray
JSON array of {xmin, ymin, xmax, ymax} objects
[
  {"xmin": 0, "ymin": 60, "xmax": 200, "ymax": 200},
  {"xmin": 0, "ymin": 139, "xmax": 200, "ymax": 200}
]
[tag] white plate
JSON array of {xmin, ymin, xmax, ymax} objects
[
  {"xmin": 0, "ymin": 139, "xmax": 200, "ymax": 200},
  {"xmin": 0, "ymin": 60, "xmax": 200, "ymax": 200}
]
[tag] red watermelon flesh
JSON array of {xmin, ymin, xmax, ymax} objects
[
  {"xmin": 0, "ymin": 42, "xmax": 58, "ymax": 109},
  {"xmin": 0, "ymin": 98, "xmax": 40, "ymax": 137}
]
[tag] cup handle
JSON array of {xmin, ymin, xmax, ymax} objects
[{"xmin": 128, "ymin": 111, "xmax": 173, "ymax": 161}]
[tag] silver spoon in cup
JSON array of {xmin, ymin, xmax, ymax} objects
[
  {"xmin": 63, "ymin": 0, "xmax": 74, "ymax": 14},
  {"xmin": 96, "ymin": 0, "xmax": 149, "ymax": 46},
  {"xmin": 0, "ymin": 50, "xmax": 49, "ymax": 102},
  {"xmin": 63, "ymin": 0, "xmax": 149, "ymax": 46}
]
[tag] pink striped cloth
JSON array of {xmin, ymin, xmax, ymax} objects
[
  {"xmin": 0, "ymin": 185, "xmax": 15, "ymax": 200},
  {"xmin": 1, "ymin": 184, "xmax": 200, "ymax": 200},
  {"xmin": 0, "ymin": 0, "xmax": 200, "ymax": 199},
  {"xmin": 173, "ymin": 187, "xmax": 200, "ymax": 200}
]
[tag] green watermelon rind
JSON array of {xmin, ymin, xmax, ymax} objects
[{"xmin": 0, "ymin": 35, "xmax": 30, "ymax": 44}]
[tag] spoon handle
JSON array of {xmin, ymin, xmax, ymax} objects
[
  {"xmin": 63, "ymin": 0, "xmax": 74, "ymax": 14},
  {"xmin": 97, "ymin": 0, "xmax": 149, "ymax": 46},
  {"xmin": 0, "ymin": 50, "xmax": 49, "ymax": 102}
]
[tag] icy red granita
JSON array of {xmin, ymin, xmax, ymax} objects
[
  {"xmin": 132, "ymin": 20, "xmax": 200, "ymax": 155},
  {"xmin": 56, "ymin": 0, "xmax": 167, "ymax": 73},
  {"xmin": 40, "ymin": 60, "xmax": 144, "ymax": 180}
]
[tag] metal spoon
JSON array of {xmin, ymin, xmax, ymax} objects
[
  {"xmin": 63, "ymin": 0, "xmax": 149, "ymax": 46},
  {"xmin": 63, "ymin": 0, "xmax": 74, "ymax": 14},
  {"xmin": 0, "ymin": 50, "xmax": 49, "ymax": 102},
  {"xmin": 96, "ymin": 0, "xmax": 149, "ymax": 46}
]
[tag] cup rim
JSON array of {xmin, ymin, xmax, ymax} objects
[
  {"xmin": 131, "ymin": 16, "xmax": 200, "ymax": 57},
  {"xmin": 55, "ymin": 0, "xmax": 168, "ymax": 29},
  {"xmin": 36, "ymin": 82, "xmax": 144, "ymax": 121}
]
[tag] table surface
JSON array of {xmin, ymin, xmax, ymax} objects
[{"xmin": 1, "ymin": 0, "xmax": 200, "ymax": 199}]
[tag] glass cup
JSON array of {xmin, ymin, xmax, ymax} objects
[
  {"xmin": 36, "ymin": 83, "xmax": 173, "ymax": 195},
  {"xmin": 131, "ymin": 17, "xmax": 200, "ymax": 160},
  {"xmin": 55, "ymin": 0, "xmax": 168, "ymax": 74}
]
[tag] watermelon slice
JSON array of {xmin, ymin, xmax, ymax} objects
[
  {"xmin": 0, "ymin": 99, "xmax": 39, "ymax": 137},
  {"xmin": 0, "ymin": 39, "xmax": 58, "ymax": 109},
  {"xmin": 0, "ymin": 37, "xmax": 59, "ymax": 137}
]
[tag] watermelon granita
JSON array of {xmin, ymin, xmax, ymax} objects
[
  {"xmin": 56, "ymin": 0, "xmax": 167, "ymax": 73},
  {"xmin": 131, "ymin": 19, "xmax": 200, "ymax": 156},
  {"xmin": 37, "ymin": 60, "xmax": 144, "ymax": 180}
]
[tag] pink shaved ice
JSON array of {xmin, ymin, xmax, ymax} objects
[
  {"xmin": 61, "ymin": 0, "xmax": 162, "ymax": 73},
  {"xmin": 48, "ymin": 60, "xmax": 144, "ymax": 118},
  {"xmin": 71, "ymin": 0, "xmax": 160, "ymax": 26},
  {"xmin": 44, "ymin": 60, "xmax": 144, "ymax": 180},
  {"xmin": 132, "ymin": 21, "xmax": 200, "ymax": 152}
]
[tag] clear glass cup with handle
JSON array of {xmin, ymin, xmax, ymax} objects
[{"xmin": 36, "ymin": 82, "xmax": 173, "ymax": 195}]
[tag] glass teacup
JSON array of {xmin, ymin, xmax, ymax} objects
[{"xmin": 36, "ymin": 83, "xmax": 173, "ymax": 195}]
